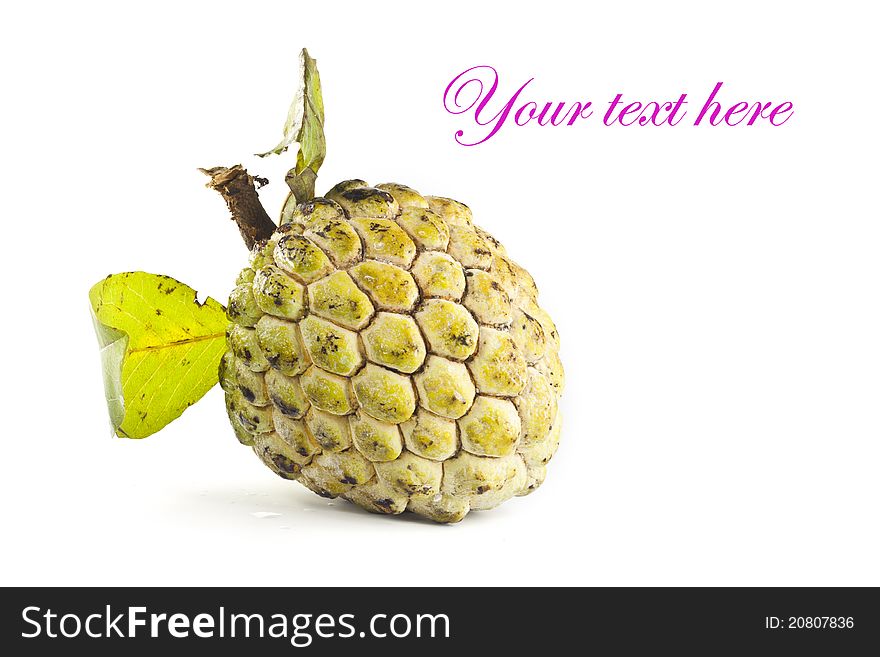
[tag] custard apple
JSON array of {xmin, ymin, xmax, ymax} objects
[{"xmin": 220, "ymin": 180, "xmax": 564, "ymax": 522}]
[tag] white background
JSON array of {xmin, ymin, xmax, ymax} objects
[{"xmin": 1, "ymin": 1, "xmax": 878, "ymax": 586}]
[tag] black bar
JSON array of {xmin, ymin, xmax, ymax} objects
[{"xmin": 1, "ymin": 587, "xmax": 876, "ymax": 654}]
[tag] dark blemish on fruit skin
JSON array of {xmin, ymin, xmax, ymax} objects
[
  {"xmin": 271, "ymin": 395, "xmax": 302, "ymax": 418},
  {"xmin": 315, "ymin": 489, "xmax": 334, "ymax": 499},
  {"xmin": 270, "ymin": 453, "xmax": 299, "ymax": 474},
  {"xmin": 296, "ymin": 447, "xmax": 309, "ymax": 457},
  {"xmin": 239, "ymin": 385, "xmax": 256, "ymax": 403},
  {"xmin": 236, "ymin": 411, "xmax": 258, "ymax": 431},
  {"xmin": 451, "ymin": 332, "xmax": 473, "ymax": 347},
  {"xmin": 340, "ymin": 476, "xmax": 357, "ymax": 485},
  {"xmin": 277, "ymin": 235, "xmax": 318, "ymax": 266},
  {"xmin": 476, "ymin": 486, "xmax": 487, "ymax": 494},
  {"xmin": 482, "ymin": 233, "xmax": 502, "ymax": 249},
  {"xmin": 375, "ymin": 498, "xmax": 394, "ymax": 510},
  {"xmin": 317, "ymin": 333, "xmax": 341, "ymax": 356},
  {"xmin": 343, "ymin": 187, "xmax": 394, "ymax": 203},
  {"xmin": 315, "ymin": 437, "xmax": 336, "ymax": 450}
]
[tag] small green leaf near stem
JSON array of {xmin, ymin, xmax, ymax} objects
[{"xmin": 258, "ymin": 48, "xmax": 326, "ymax": 203}]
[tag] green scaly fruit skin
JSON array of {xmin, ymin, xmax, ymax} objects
[{"xmin": 220, "ymin": 180, "xmax": 564, "ymax": 523}]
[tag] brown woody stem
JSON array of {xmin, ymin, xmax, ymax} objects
[{"xmin": 199, "ymin": 165, "xmax": 276, "ymax": 250}]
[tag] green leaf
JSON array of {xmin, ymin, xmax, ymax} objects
[
  {"xmin": 257, "ymin": 48, "xmax": 326, "ymax": 180},
  {"xmin": 88, "ymin": 272, "xmax": 228, "ymax": 439}
]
